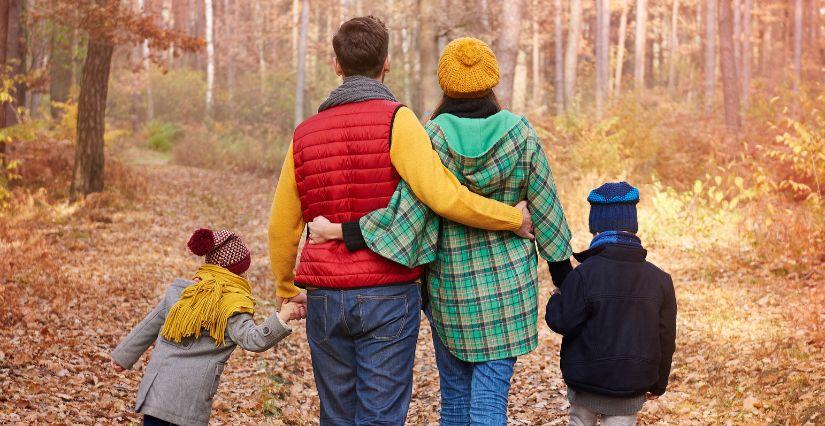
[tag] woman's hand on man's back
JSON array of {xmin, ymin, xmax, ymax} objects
[{"xmin": 513, "ymin": 201, "xmax": 535, "ymax": 240}]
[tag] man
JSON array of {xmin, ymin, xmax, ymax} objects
[{"xmin": 268, "ymin": 16, "xmax": 532, "ymax": 425}]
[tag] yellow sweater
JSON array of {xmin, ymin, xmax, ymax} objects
[{"xmin": 268, "ymin": 107, "xmax": 522, "ymax": 298}]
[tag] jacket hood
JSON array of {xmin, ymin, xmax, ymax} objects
[{"xmin": 428, "ymin": 110, "xmax": 526, "ymax": 196}]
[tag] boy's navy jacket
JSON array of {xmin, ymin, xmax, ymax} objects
[{"xmin": 545, "ymin": 244, "xmax": 677, "ymax": 397}]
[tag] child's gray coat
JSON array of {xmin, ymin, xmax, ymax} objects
[{"xmin": 111, "ymin": 279, "xmax": 291, "ymax": 426}]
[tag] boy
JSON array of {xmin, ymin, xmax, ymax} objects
[
  {"xmin": 111, "ymin": 228, "xmax": 302, "ymax": 426},
  {"xmin": 546, "ymin": 182, "xmax": 677, "ymax": 426}
]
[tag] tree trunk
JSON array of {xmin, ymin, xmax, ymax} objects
[
  {"xmin": 137, "ymin": 0, "xmax": 153, "ymax": 122},
  {"xmin": 0, "ymin": 0, "xmax": 8, "ymax": 167},
  {"xmin": 530, "ymin": 7, "xmax": 542, "ymax": 109},
  {"xmin": 222, "ymin": 0, "xmax": 235, "ymax": 113},
  {"xmin": 741, "ymin": 0, "xmax": 751, "ymax": 107},
  {"xmin": 667, "ymin": 0, "xmax": 680, "ymax": 95},
  {"xmin": 71, "ymin": 37, "xmax": 114, "ymax": 198},
  {"xmin": 204, "ymin": 0, "xmax": 214, "ymax": 118},
  {"xmin": 293, "ymin": 0, "xmax": 309, "ymax": 127},
  {"xmin": 595, "ymin": 0, "xmax": 609, "ymax": 118},
  {"xmin": 564, "ymin": 0, "xmax": 582, "ymax": 110},
  {"xmin": 495, "ymin": 0, "xmax": 523, "ymax": 108},
  {"xmin": 480, "ymin": 0, "xmax": 490, "ymax": 31},
  {"xmin": 5, "ymin": 0, "xmax": 23, "ymax": 127},
  {"xmin": 553, "ymin": 0, "xmax": 564, "ymax": 112},
  {"xmin": 254, "ymin": 0, "xmax": 267, "ymax": 94},
  {"xmin": 718, "ymin": 0, "xmax": 741, "ymax": 132},
  {"xmin": 613, "ymin": 0, "xmax": 629, "ymax": 97},
  {"xmin": 704, "ymin": 0, "xmax": 716, "ymax": 111},
  {"xmin": 417, "ymin": 0, "xmax": 440, "ymax": 118},
  {"xmin": 401, "ymin": 26, "xmax": 413, "ymax": 106},
  {"xmin": 634, "ymin": 0, "xmax": 648, "ymax": 91},
  {"xmin": 793, "ymin": 0, "xmax": 803, "ymax": 97},
  {"xmin": 733, "ymin": 0, "xmax": 741, "ymax": 74},
  {"xmin": 49, "ymin": 25, "xmax": 74, "ymax": 119}
]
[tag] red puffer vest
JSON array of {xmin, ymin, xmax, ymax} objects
[{"xmin": 292, "ymin": 99, "xmax": 423, "ymax": 288}]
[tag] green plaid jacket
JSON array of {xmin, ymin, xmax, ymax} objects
[{"xmin": 359, "ymin": 113, "xmax": 572, "ymax": 362}]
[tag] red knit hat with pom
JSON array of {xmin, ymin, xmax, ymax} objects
[{"xmin": 188, "ymin": 228, "xmax": 251, "ymax": 275}]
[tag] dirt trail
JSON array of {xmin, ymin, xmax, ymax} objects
[{"xmin": 2, "ymin": 158, "xmax": 821, "ymax": 424}]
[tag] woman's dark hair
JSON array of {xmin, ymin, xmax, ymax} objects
[
  {"xmin": 332, "ymin": 16, "xmax": 389, "ymax": 78},
  {"xmin": 431, "ymin": 91, "xmax": 502, "ymax": 120}
]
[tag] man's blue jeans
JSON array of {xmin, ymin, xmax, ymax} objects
[
  {"xmin": 427, "ymin": 310, "xmax": 517, "ymax": 426},
  {"xmin": 306, "ymin": 283, "xmax": 421, "ymax": 425}
]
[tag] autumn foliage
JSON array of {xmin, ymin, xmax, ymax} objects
[{"xmin": 1, "ymin": 0, "xmax": 823, "ymax": 424}]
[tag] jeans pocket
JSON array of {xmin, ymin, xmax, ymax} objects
[
  {"xmin": 358, "ymin": 294, "xmax": 408, "ymax": 341},
  {"xmin": 307, "ymin": 294, "xmax": 328, "ymax": 344}
]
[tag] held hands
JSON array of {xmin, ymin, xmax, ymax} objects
[
  {"xmin": 278, "ymin": 300, "xmax": 307, "ymax": 323},
  {"xmin": 307, "ymin": 216, "xmax": 343, "ymax": 244},
  {"xmin": 513, "ymin": 201, "xmax": 535, "ymax": 240},
  {"xmin": 276, "ymin": 292, "xmax": 308, "ymax": 321}
]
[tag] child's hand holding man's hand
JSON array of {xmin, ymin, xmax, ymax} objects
[{"xmin": 278, "ymin": 301, "xmax": 307, "ymax": 323}]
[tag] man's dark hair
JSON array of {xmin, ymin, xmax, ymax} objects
[{"xmin": 332, "ymin": 16, "xmax": 389, "ymax": 78}]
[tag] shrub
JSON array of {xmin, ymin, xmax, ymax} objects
[
  {"xmin": 145, "ymin": 120, "xmax": 183, "ymax": 152},
  {"xmin": 171, "ymin": 124, "xmax": 289, "ymax": 175}
]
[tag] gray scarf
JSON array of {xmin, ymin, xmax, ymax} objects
[{"xmin": 318, "ymin": 76, "xmax": 398, "ymax": 112}]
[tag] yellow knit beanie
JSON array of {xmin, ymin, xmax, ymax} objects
[{"xmin": 438, "ymin": 37, "xmax": 500, "ymax": 99}]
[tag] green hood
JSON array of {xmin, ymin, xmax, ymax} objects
[
  {"xmin": 431, "ymin": 110, "xmax": 523, "ymax": 158},
  {"xmin": 428, "ymin": 110, "xmax": 526, "ymax": 196}
]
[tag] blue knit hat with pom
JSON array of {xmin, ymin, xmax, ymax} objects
[{"xmin": 588, "ymin": 182, "xmax": 640, "ymax": 234}]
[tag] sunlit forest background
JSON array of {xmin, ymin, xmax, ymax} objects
[{"xmin": 0, "ymin": 0, "xmax": 823, "ymax": 424}]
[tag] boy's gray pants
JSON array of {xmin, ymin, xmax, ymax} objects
[{"xmin": 569, "ymin": 403, "xmax": 637, "ymax": 426}]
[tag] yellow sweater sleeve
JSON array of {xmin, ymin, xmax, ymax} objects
[
  {"xmin": 389, "ymin": 107, "xmax": 522, "ymax": 231},
  {"xmin": 268, "ymin": 143, "xmax": 305, "ymax": 299}
]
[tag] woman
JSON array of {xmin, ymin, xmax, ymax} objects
[{"xmin": 308, "ymin": 37, "xmax": 573, "ymax": 425}]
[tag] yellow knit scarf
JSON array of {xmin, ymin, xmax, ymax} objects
[{"xmin": 161, "ymin": 264, "xmax": 255, "ymax": 346}]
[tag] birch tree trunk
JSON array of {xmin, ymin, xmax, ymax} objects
[
  {"xmin": 704, "ymin": 0, "xmax": 716, "ymax": 111},
  {"xmin": 564, "ymin": 0, "xmax": 582, "ymax": 110},
  {"xmin": 496, "ymin": 0, "xmax": 523, "ymax": 108},
  {"xmin": 718, "ymin": 0, "xmax": 741, "ymax": 132},
  {"xmin": 613, "ymin": 0, "xmax": 629, "ymax": 97},
  {"xmin": 741, "ymin": 0, "xmax": 751, "ymax": 107},
  {"xmin": 204, "ymin": 0, "xmax": 214, "ymax": 118},
  {"xmin": 595, "ymin": 0, "xmax": 609, "ymax": 118},
  {"xmin": 294, "ymin": 0, "xmax": 309, "ymax": 127},
  {"xmin": 634, "ymin": 0, "xmax": 648, "ymax": 91},
  {"xmin": 553, "ymin": 0, "xmax": 564, "ymax": 112},
  {"xmin": 668, "ymin": 0, "xmax": 680, "ymax": 95},
  {"xmin": 71, "ymin": 37, "xmax": 114, "ymax": 198}
]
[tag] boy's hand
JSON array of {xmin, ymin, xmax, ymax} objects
[
  {"xmin": 278, "ymin": 301, "xmax": 306, "ymax": 323},
  {"xmin": 513, "ymin": 201, "xmax": 535, "ymax": 240},
  {"xmin": 646, "ymin": 393, "xmax": 659, "ymax": 400},
  {"xmin": 308, "ymin": 216, "xmax": 344, "ymax": 244},
  {"xmin": 110, "ymin": 357, "xmax": 124, "ymax": 372}
]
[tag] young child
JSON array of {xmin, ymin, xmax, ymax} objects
[
  {"xmin": 545, "ymin": 182, "xmax": 677, "ymax": 426},
  {"xmin": 110, "ymin": 228, "xmax": 303, "ymax": 426}
]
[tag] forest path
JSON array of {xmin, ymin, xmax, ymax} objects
[{"xmin": 2, "ymin": 156, "xmax": 821, "ymax": 424}]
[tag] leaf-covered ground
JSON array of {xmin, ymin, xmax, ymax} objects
[{"xmin": 1, "ymin": 158, "xmax": 822, "ymax": 425}]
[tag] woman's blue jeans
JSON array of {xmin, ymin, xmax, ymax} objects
[{"xmin": 427, "ymin": 310, "xmax": 517, "ymax": 426}]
